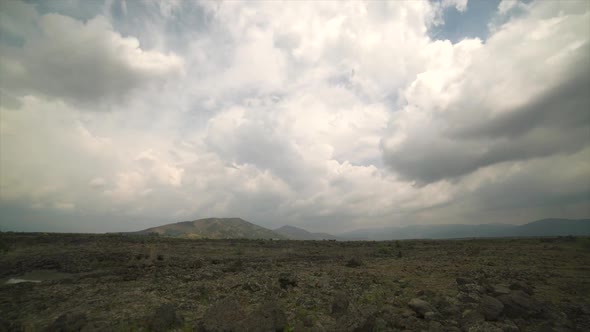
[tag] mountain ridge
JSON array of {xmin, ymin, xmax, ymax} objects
[
  {"xmin": 135, "ymin": 217, "xmax": 285, "ymax": 239},
  {"xmin": 338, "ymin": 218, "xmax": 590, "ymax": 240},
  {"xmin": 133, "ymin": 217, "xmax": 590, "ymax": 240},
  {"xmin": 274, "ymin": 225, "xmax": 338, "ymax": 240}
]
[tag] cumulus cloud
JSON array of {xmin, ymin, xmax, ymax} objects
[
  {"xmin": 0, "ymin": 0, "xmax": 588, "ymax": 232},
  {"xmin": 0, "ymin": 4, "xmax": 183, "ymax": 106},
  {"xmin": 382, "ymin": 0, "xmax": 590, "ymax": 183},
  {"xmin": 498, "ymin": 0, "xmax": 520, "ymax": 15}
]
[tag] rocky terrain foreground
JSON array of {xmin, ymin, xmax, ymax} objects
[{"xmin": 1, "ymin": 233, "xmax": 589, "ymax": 331}]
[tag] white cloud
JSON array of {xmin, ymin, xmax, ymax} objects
[
  {"xmin": 382, "ymin": 0, "xmax": 590, "ymax": 183},
  {"xmin": 498, "ymin": 0, "xmax": 519, "ymax": 15},
  {"xmin": 1, "ymin": 10, "xmax": 183, "ymax": 106},
  {"xmin": 0, "ymin": 0, "xmax": 588, "ymax": 232}
]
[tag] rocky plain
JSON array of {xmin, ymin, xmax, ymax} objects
[{"xmin": 1, "ymin": 233, "xmax": 589, "ymax": 331}]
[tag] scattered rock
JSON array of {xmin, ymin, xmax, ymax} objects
[
  {"xmin": 0, "ymin": 318, "xmax": 23, "ymax": 332},
  {"xmin": 147, "ymin": 304, "xmax": 183, "ymax": 331},
  {"xmin": 497, "ymin": 320, "xmax": 519, "ymax": 332},
  {"xmin": 460, "ymin": 284, "xmax": 486, "ymax": 294},
  {"xmin": 509, "ymin": 281, "xmax": 533, "ymax": 295},
  {"xmin": 428, "ymin": 320, "xmax": 444, "ymax": 332},
  {"xmin": 491, "ymin": 285, "xmax": 511, "ymax": 296},
  {"xmin": 401, "ymin": 309, "xmax": 415, "ymax": 318},
  {"xmin": 200, "ymin": 297, "xmax": 246, "ymax": 332},
  {"xmin": 0, "ymin": 318, "xmax": 10, "ymax": 332},
  {"xmin": 461, "ymin": 309, "xmax": 485, "ymax": 330},
  {"xmin": 416, "ymin": 289, "xmax": 435, "ymax": 298},
  {"xmin": 424, "ymin": 311, "xmax": 437, "ymax": 321},
  {"xmin": 45, "ymin": 313, "xmax": 88, "ymax": 332},
  {"xmin": 543, "ymin": 310, "xmax": 574, "ymax": 330},
  {"xmin": 242, "ymin": 281, "xmax": 261, "ymax": 292},
  {"xmin": 497, "ymin": 290, "xmax": 543, "ymax": 318},
  {"xmin": 466, "ymin": 321, "xmax": 503, "ymax": 332},
  {"xmin": 478, "ymin": 295, "xmax": 504, "ymax": 321},
  {"xmin": 537, "ymin": 322, "xmax": 573, "ymax": 332},
  {"xmin": 409, "ymin": 298, "xmax": 436, "ymax": 318},
  {"xmin": 353, "ymin": 315, "xmax": 387, "ymax": 332},
  {"xmin": 456, "ymin": 277, "xmax": 474, "ymax": 286},
  {"xmin": 457, "ymin": 292, "xmax": 481, "ymax": 304},
  {"xmin": 438, "ymin": 296, "xmax": 461, "ymax": 316}
]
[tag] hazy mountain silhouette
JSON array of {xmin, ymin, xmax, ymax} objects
[
  {"xmin": 339, "ymin": 218, "xmax": 590, "ymax": 240},
  {"xmin": 274, "ymin": 225, "xmax": 338, "ymax": 240},
  {"xmin": 134, "ymin": 217, "xmax": 590, "ymax": 240}
]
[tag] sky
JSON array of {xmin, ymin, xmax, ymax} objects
[{"xmin": 0, "ymin": 0, "xmax": 589, "ymax": 233}]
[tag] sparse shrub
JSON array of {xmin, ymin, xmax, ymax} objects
[
  {"xmin": 575, "ymin": 238, "xmax": 590, "ymax": 252},
  {"xmin": 148, "ymin": 245, "xmax": 159, "ymax": 262},
  {"xmin": 278, "ymin": 272, "xmax": 298, "ymax": 288},
  {"xmin": 222, "ymin": 259, "xmax": 244, "ymax": 273},
  {"xmin": 374, "ymin": 245, "xmax": 396, "ymax": 257},
  {"xmin": 191, "ymin": 259, "xmax": 204, "ymax": 269},
  {"xmin": 331, "ymin": 292, "xmax": 349, "ymax": 316},
  {"xmin": 361, "ymin": 286, "xmax": 386, "ymax": 305},
  {"xmin": 0, "ymin": 238, "xmax": 10, "ymax": 253},
  {"xmin": 345, "ymin": 258, "xmax": 363, "ymax": 268},
  {"xmin": 395, "ymin": 240, "xmax": 401, "ymax": 248}
]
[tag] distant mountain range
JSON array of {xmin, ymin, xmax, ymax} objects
[
  {"xmin": 134, "ymin": 218, "xmax": 590, "ymax": 240},
  {"xmin": 273, "ymin": 225, "xmax": 339, "ymax": 240},
  {"xmin": 338, "ymin": 218, "xmax": 590, "ymax": 240}
]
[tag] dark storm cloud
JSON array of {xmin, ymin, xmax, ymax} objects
[
  {"xmin": 383, "ymin": 42, "xmax": 590, "ymax": 184},
  {"xmin": 456, "ymin": 57, "xmax": 590, "ymax": 140}
]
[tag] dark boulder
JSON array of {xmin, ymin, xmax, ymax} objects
[
  {"xmin": 509, "ymin": 281, "xmax": 533, "ymax": 295},
  {"xmin": 497, "ymin": 290, "xmax": 543, "ymax": 318},
  {"xmin": 456, "ymin": 277, "xmax": 473, "ymax": 286},
  {"xmin": 465, "ymin": 321, "xmax": 503, "ymax": 332},
  {"xmin": 45, "ymin": 313, "xmax": 87, "ymax": 332},
  {"xmin": 408, "ymin": 298, "xmax": 435, "ymax": 318},
  {"xmin": 491, "ymin": 285, "xmax": 511, "ymax": 296},
  {"xmin": 478, "ymin": 295, "xmax": 504, "ymax": 321},
  {"xmin": 147, "ymin": 304, "xmax": 183, "ymax": 331},
  {"xmin": 461, "ymin": 309, "xmax": 485, "ymax": 329}
]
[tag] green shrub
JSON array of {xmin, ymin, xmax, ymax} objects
[
  {"xmin": 0, "ymin": 236, "xmax": 10, "ymax": 253},
  {"xmin": 374, "ymin": 245, "xmax": 396, "ymax": 257},
  {"xmin": 575, "ymin": 237, "xmax": 590, "ymax": 252}
]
